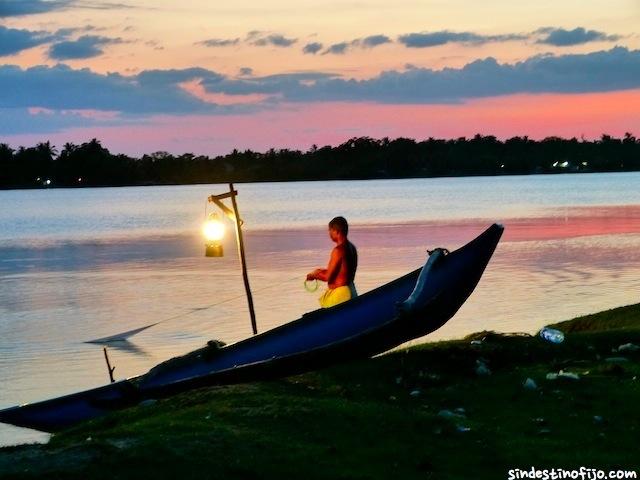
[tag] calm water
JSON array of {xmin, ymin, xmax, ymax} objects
[{"xmin": 1, "ymin": 173, "xmax": 640, "ymax": 446}]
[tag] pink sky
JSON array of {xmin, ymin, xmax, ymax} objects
[
  {"xmin": 7, "ymin": 89, "xmax": 639, "ymax": 156},
  {"xmin": 1, "ymin": 0, "xmax": 639, "ymax": 155}
]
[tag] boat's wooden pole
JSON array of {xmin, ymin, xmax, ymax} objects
[{"xmin": 229, "ymin": 183, "xmax": 258, "ymax": 335}]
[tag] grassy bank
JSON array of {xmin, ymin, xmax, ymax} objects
[{"xmin": 1, "ymin": 304, "xmax": 639, "ymax": 479}]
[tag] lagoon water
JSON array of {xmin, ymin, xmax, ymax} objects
[{"xmin": 1, "ymin": 172, "xmax": 640, "ymax": 446}]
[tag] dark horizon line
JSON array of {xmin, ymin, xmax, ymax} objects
[
  {"xmin": 1, "ymin": 132, "xmax": 639, "ymax": 191},
  {"xmin": 2, "ymin": 131, "xmax": 638, "ymax": 158}
]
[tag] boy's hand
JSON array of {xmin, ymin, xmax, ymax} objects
[{"xmin": 306, "ymin": 269, "xmax": 320, "ymax": 281}]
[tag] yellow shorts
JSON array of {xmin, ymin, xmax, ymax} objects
[{"xmin": 319, "ymin": 283, "xmax": 358, "ymax": 308}]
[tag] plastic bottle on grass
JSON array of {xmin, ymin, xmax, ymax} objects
[{"xmin": 539, "ymin": 327, "xmax": 564, "ymax": 344}]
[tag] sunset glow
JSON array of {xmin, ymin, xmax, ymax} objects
[{"xmin": 1, "ymin": 0, "xmax": 638, "ymax": 154}]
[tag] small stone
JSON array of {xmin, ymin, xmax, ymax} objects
[
  {"xmin": 605, "ymin": 356, "xmax": 629, "ymax": 363},
  {"xmin": 438, "ymin": 409, "xmax": 465, "ymax": 419},
  {"xmin": 547, "ymin": 370, "xmax": 579, "ymax": 380},
  {"xmin": 523, "ymin": 378, "xmax": 538, "ymax": 390},
  {"xmin": 454, "ymin": 407, "xmax": 466, "ymax": 414},
  {"xmin": 475, "ymin": 363, "xmax": 491, "ymax": 376},
  {"xmin": 456, "ymin": 425, "xmax": 471, "ymax": 432},
  {"xmin": 409, "ymin": 389, "xmax": 421, "ymax": 397},
  {"xmin": 557, "ymin": 370, "xmax": 580, "ymax": 380},
  {"xmin": 389, "ymin": 396, "xmax": 397, "ymax": 401},
  {"xmin": 470, "ymin": 340, "xmax": 483, "ymax": 345},
  {"xmin": 617, "ymin": 343, "xmax": 640, "ymax": 353},
  {"xmin": 86, "ymin": 437, "xmax": 92, "ymax": 442},
  {"xmin": 593, "ymin": 415, "xmax": 604, "ymax": 424},
  {"xmin": 109, "ymin": 439, "xmax": 133, "ymax": 450}
]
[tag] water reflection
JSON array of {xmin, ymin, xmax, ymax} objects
[{"xmin": 1, "ymin": 183, "xmax": 639, "ymax": 446}]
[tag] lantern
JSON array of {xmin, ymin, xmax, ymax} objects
[{"xmin": 203, "ymin": 213, "xmax": 225, "ymax": 257}]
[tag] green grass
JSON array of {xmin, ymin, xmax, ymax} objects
[
  {"xmin": 2, "ymin": 304, "xmax": 640, "ymax": 479},
  {"xmin": 547, "ymin": 303, "xmax": 640, "ymax": 333}
]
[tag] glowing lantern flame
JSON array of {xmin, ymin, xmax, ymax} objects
[
  {"xmin": 203, "ymin": 215, "xmax": 225, "ymax": 241},
  {"xmin": 204, "ymin": 213, "xmax": 225, "ymax": 257}
]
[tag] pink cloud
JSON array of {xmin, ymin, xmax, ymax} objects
[
  {"xmin": 28, "ymin": 107, "xmax": 55, "ymax": 115},
  {"xmin": 178, "ymin": 79, "xmax": 274, "ymax": 106},
  {"xmin": 60, "ymin": 109, "xmax": 121, "ymax": 120},
  {"xmin": 28, "ymin": 107, "xmax": 120, "ymax": 120},
  {"xmin": 7, "ymin": 89, "xmax": 640, "ymax": 156}
]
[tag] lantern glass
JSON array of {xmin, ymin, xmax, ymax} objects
[{"xmin": 203, "ymin": 214, "xmax": 225, "ymax": 242}]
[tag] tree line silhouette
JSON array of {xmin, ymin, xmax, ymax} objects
[{"xmin": 1, "ymin": 133, "xmax": 638, "ymax": 189}]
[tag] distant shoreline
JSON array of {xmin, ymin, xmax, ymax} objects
[
  {"xmin": 2, "ymin": 169, "xmax": 640, "ymax": 192},
  {"xmin": 2, "ymin": 134, "xmax": 638, "ymax": 190}
]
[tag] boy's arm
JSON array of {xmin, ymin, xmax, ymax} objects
[{"xmin": 308, "ymin": 248, "xmax": 341, "ymax": 282}]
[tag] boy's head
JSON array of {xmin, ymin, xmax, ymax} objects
[{"xmin": 328, "ymin": 216, "xmax": 348, "ymax": 241}]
